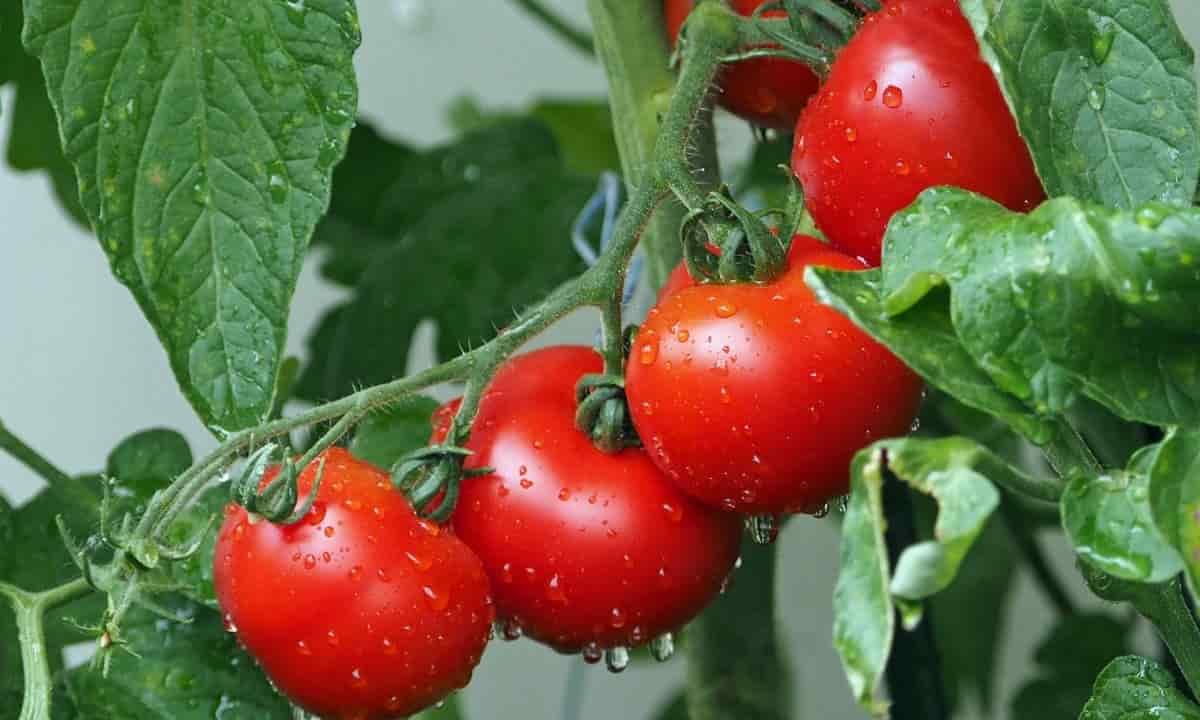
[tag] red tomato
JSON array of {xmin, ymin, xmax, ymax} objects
[
  {"xmin": 437, "ymin": 346, "xmax": 741, "ymax": 654},
  {"xmin": 626, "ymin": 236, "xmax": 924, "ymax": 514},
  {"xmin": 791, "ymin": 0, "xmax": 1043, "ymax": 266},
  {"xmin": 665, "ymin": 0, "xmax": 821, "ymax": 130},
  {"xmin": 213, "ymin": 448, "xmax": 493, "ymax": 719}
]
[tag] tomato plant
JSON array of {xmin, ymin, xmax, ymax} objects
[
  {"xmin": 4, "ymin": 1, "xmax": 1200, "ymax": 719},
  {"xmin": 665, "ymin": 0, "xmax": 821, "ymax": 129},
  {"xmin": 434, "ymin": 346, "xmax": 742, "ymax": 660},
  {"xmin": 627, "ymin": 236, "xmax": 923, "ymax": 515},
  {"xmin": 213, "ymin": 448, "xmax": 493, "ymax": 719},
  {"xmin": 791, "ymin": 0, "xmax": 1044, "ymax": 265}
]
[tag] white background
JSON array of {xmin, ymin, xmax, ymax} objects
[{"xmin": 2, "ymin": 1, "xmax": 1199, "ymax": 718}]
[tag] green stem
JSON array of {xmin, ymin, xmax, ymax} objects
[
  {"xmin": 510, "ymin": 0, "xmax": 595, "ymax": 56},
  {"xmin": 0, "ymin": 578, "xmax": 93, "ymax": 720},
  {"xmin": 0, "ymin": 419, "xmax": 72, "ymax": 487},
  {"xmin": 587, "ymin": 0, "xmax": 720, "ymax": 287},
  {"xmin": 687, "ymin": 542, "xmax": 790, "ymax": 720},
  {"xmin": 1040, "ymin": 418, "xmax": 1102, "ymax": 480},
  {"xmin": 1133, "ymin": 578, "xmax": 1200, "ymax": 699}
]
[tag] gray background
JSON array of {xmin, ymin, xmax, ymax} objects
[{"xmin": 3, "ymin": 1, "xmax": 1199, "ymax": 718}]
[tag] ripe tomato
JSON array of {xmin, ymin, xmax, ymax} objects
[
  {"xmin": 791, "ymin": 0, "xmax": 1043, "ymax": 266},
  {"xmin": 213, "ymin": 448, "xmax": 493, "ymax": 719},
  {"xmin": 626, "ymin": 236, "xmax": 923, "ymax": 515},
  {"xmin": 437, "ymin": 346, "xmax": 741, "ymax": 655},
  {"xmin": 665, "ymin": 0, "xmax": 820, "ymax": 130}
]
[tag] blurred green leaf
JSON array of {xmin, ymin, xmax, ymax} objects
[
  {"xmin": 1079, "ymin": 655, "xmax": 1200, "ymax": 719},
  {"xmin": 350, "ymin": 397, "xmax": 441, "ymax": 469},
  {"xmin": 833, "ymin": 436, "xmax": 1018, "ymax": 713},
  {"xmin": 962, "ymin": 0, "xmax": 1199, "ymax": 209},
  {"xmin": 653, "ymin": 690, "xmax": 690, "ymax": 720},
  {"xmin": 1011, "ymin": 614, "xmax": 1133, "ymax": 719},
  {"xmin": 24, "ymin": 0, "xmax": 360, "ymax": 431},
  {"xmin": 0, "ymin": 0, "xmax": 86, "ymax": 225},
  {"xmin": 298, "ymin": 119, "xmax": 593, "ymax": 402},
  {"xmin": 1063, "ymin": 451, "xmax": 1183, "ymax": 584},
  {"xmin": 66, "ymin": 604, "xmax": 291, "ymax": 719},
  {"xmin": 106, "ymin": 429, "xmax": 192, "ymax": 499},
  {"xmin": 448, "ymin": 96, "xmax": 620, "ymax": 176}
]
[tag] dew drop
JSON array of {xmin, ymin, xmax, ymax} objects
[
  {"xmin": 582, "ymin": 642, "xmax": 603, "ymax": 664},
  {"xmin": 349, "ymin": 668, "xmax": 367, "ymax": 690},
  {"xmin": 676, "ymin": 329, "xmax": 690, "ymax": 342},
  {"xmin": 546, "ymin": 575, "xmax": 568, "ymax": 605},
  {"xmin": 863, "ymin": 80, "xmax": 878, "ymax": 101},
  {"xmin": 558, "ymin": 488, "xmax": 571, "ymax": 501},
  {"xmin": 382, "ymin": 637, "xmax": 397, "ymax": 655},
  {"xmin": 222, "ymin": 613, "xmax": 238, "ymax": 633},
  {"xmin": 811, "ymin": 502, "xmax": 831, "ymax": 519},
  {"xmin": 844, "ymin": 127, "xmax": 858, "ymax": 143},
  {"xmin": 746, "ymin": 514, "xmax": 779, "ymax": 545},
  {"xmin": 605, "ymin": 646, "xmax": 630, "ymax": 674},
  {"xmin": 662, "ymin": 502, "xmax": 683, "ymax": 523},
  {"xmin": 639, "ymin": 342, "xmax": 659, "ymax": 365},
  {"xmin": 303, "ymin": 554, "xmax": 317, "ymax": 570},
  {"xmin": 296, "ymin": 640, "xmax": 311, "ymax": 655},
  {"xmin": 423, "ymin": 585, "xmax": 450, "ymax": 611},
  {"xmin": 520, "ymin": 478, "xmax": 533, "ymax": 489},
  {"xmin": 715, "ymin": 302, "xmax": 738, "ymax": 318},
  {"xmin": 893, "ymin": 160, "xmax": 911, "ymax": 176},
  {"xmin": 882, "ymin": 85, "xmax": 903, "ymax": 108},
  {"xmin": 610, "ymin": 607, "xmax": 627, "ymax": 629},
  {"xmin": 1087, "ymin": 85, "xmax": 1106, "ymax": 111},
  {"xmin": 650, "ymin": 633, "xmax": 675, "ymax": 662},
  {"xmin": 406, "ymin": 551, "xmax": 432, "ymax": 571},
  {"xmin": 501, "ymin": 618, "xmax": 523, "ymax": 641},
  {"xmin": 326, "ymin": 630, "xmax": 340, "ymax": 647}
]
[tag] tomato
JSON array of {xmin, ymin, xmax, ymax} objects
[
  {"xmin": 665, "ymin": 0, "xmax": 821, "ymax": 130},
  {"xmin": 437, "ymin": 346, "xmax": 741, "ymax": 655},
  {"xmin": 626, "ymin": 236, "xmax": 924, "ymax": 515},
  {"xmin": 791, "ymin": 0, "xmax": 1043, "ymax": 266},
  {"xmin": 213, "ymin": 448, "xmax": 493, "ymax": 720}
]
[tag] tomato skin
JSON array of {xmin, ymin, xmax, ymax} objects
[
  {"xmin": 791, "ymin": 0, "xmax": 1043, "ymax": 266},
  {"xmin": 438, "ymin": 346, "xmax": 742, "ymax": 652},
  {"xmin": 626, "ymin": 236, "xmax": 923, "ymax": 514},
  {"xmin": 665, "ymin": 0, "xmax": 820, "ymax": 130},
  {"xmin": 213, "ymin": 448, "xmax": 493, "ymax": 720}
]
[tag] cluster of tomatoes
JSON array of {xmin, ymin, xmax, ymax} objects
[{"xmin": 212, "ymin": 1, "xmax": 1046, "ymax": 717}]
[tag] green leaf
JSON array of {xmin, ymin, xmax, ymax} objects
[
  {"xmin": 1011, "ymin": 614, "xmax": 1133, "ymax": 720},
  {"xmin": 23, "ymin": 0, "xmax": 361, "ymax": 432},
  {"xmin": 447, "ymin": 96, "xmax": 620, "ymax": 177},
  {"xmin": 298, "ymin": 119, "xmax": 593, "ymax": 402},
  {"xmin": 1063, "ymin": 455, "xmax": 1183, "ymax": 583},
  {"xmin": 66, "ymin": 604, "xmax": 291, "ymax": 719},
  {"xmin": 1149, "ymin": 428, "xmax": 1200, "ymax": 595},
  {"xmin": 833, "ymin": 436, "xmax": 1010, "ymax": 713},
  {"xmin": 875, "ymin": 188, "xmax": 1200, "ymax": 428},
  {"xmin": 805, "ymin": 266, "xmax": 1056, "ymax": 443},
  {"xmin": 1079, "ymin": 655, "xmax": 1200, "ymax": 719},
  {"xmin": 962, "ymin": 0, "xmax": 1200, "ymax": 209},
  {"xmin": 349, "ymin": 397, "xmax": 441, "ymax": 469},
  {"xmin": 106, "ymin": 429, "xmax": 192, "ymax": 499},
  {"xmin": 0, "ymin": 0, "xmax": 86, "ymax": 224}
]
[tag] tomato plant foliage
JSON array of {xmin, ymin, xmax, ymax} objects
[{"xmin": 5, "ymin": 0, "xmax": 1200, "ymax": 719}]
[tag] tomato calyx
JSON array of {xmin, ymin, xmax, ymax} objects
[
  {"xmin": 575, "ymin": 373, "xmax": 641, "ymax": 454},
  {"xmin": 229, "ymin": 443, "xmax": 325, "ymax": 525},
  {"xmin": 682, "ymin": 190, "xmax": 788, "ymax": 284},
  {"xmin": 391, "ymin": 444, "xmax": 480, "ymax": 522}
]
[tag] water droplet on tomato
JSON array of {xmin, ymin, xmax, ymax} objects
[
  {"xmin": 651, "ymin": 633, "xmax": 675, "ymax": 662},
  {"xmin": 863, "ymin": 80, "xmax": 877, "ymax": 101},
  {"xmin": 547, "ymin": 575, "xmax": 568, "ymax": 605},
  {"xmin": 662, "ymin": 502, "xmax": 683, "ymax": 523},
  {"xmin": 501, "ymin": 618, "xmax": 523, "ymax": 641},
  {"xmin": 558, "ymin": 488, "xmax": 571, "ymax": 501},
  {"xmin": 222, "ymin": 614, "xmax": 238, "ymax": 633},
  {"xmin": 303, "ymin": 554, "xmax": 317, "ymax": 570},
  {"xmin": 343, "ymin": 498, "xmax": 362, "ymax": 511},
  {"xmin": 639, "ymin": 342, "xmax": 659, "ymax": 365},
  {"xmin": 610, "ymin": 607, "xmax": 627, "ymax": 629},
  {"xmin": 326, "ymin": 630, "xmax": 340, "ymax": 646},
  {"xmin": 582, "ymin": 642, "xmax": 603, "ymax": 664},
  {"xmin": 719, "ymin": 386, "xmax": 733, "ymax": 405},
  {"xmin": 501, "ymin": 562, "xmax": 514, "ymax": 583},
  {"xmin": 296, "ymin": 639, "xmax": 311, "ymax": 655},
  {"xmin": 605, "ymin": 646, "xmax": 630, "ymax": 673},
  {"xmin": 746, "ymin": 514, "xmax": 779, "ymax": 545},
  {"xmin": 519, "ymin": 477, "xmax": 533, "ymax": 489},
  {"xmin": 844, "ymin": 126, "xmax": 858, "ymax": 143},
  {"xmin": 812, "ymin": 502, "xmax": 831, "ymax": 519},
  {"xmin": 882, "ymin": 86, "xmax": 903, "ymax": 108},
  {"xmin": 350, "ymin": 668, "xmax": 367, "ymax": 690},
  {"xmin": 423, "ymin": 585, "xmax": 450, "ymax": 611},
  {"xmin": 418, "ymin": 519, "xmax": 441, "ymax": 537},
  {"xmin": 323, "ymin": 526, "xmax": 335, "ymax": 538},
  {"xmin": 349, "ymin": 565, "xmax": 362, "ymax": 581},
  {"xmin": 715, "ymin": 302, "xmax": 737, "ymax": 318},
  {"xmin": 406, "ymin": 551, "xmax": 432, "ymax": 571},
  {"xmin": 893, "ymin": 160, "xmax": 911, "ymax": 176},
  {"xmin": 518, "ymin": 465, "xmax": 528, "ymax": 476},
  {"xmin": 377, "ymin": 568, "xmax": 392, "ymax": 583}
]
